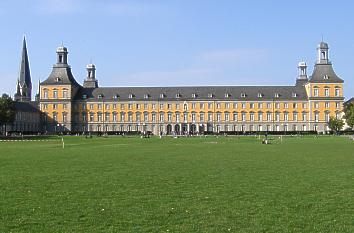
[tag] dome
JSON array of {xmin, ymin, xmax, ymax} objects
[
  {"xmin": 86, "ymin": 63, "xmax": 96, "ymax": 69},
  {"xmin": 318, "ymin": 41, "xmax": 329, "ymax": 49},
  {"xmin": 56, "ymin": 46, "xmax": 68, "ymax": 53},
  {"xmin": 298, "ymin": 61, "xmax": 307, "ymax": 67}
]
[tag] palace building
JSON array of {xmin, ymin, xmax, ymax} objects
[{"xmin": 13, "ymin": 38, "xmax": 345, "ymax": 134}]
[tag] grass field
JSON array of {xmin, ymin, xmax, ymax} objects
[{"xmin": 1, "ymin": 135, "xmax": 354, "ymax": 232}]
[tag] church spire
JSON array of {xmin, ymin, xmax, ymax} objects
[{"xmin": 15, "ymin": 36, "xmax": 32, "ymax": 101}]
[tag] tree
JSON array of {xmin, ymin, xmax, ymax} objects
[
  {"xmin": 327, "ymin": 116, "xmax": 344, "ymax": 134},
  {"xmin": 344, "ymin": 102, "xmax": 354, "ymax": 129},
  {"xmin": 0, "ymin": 94, "xmax": 16, "ymax": 135}
]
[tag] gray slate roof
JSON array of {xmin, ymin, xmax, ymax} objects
[
  {"xmin": 41, "ymin": 65, "xmax": 81, "ymax": 87},
  {"xmin": 15, "ymin": 101, "xmax": 40, "ymax": 113},
  {"xmin": 18, "ymin": 37, "xmax": 32, "ymax": 87},
  {"xmin": 74, "ymin": 85, "xmax": 308, "ymax": 102},
  {"xmin": 309, "ymin": 64, "xmax": 343, "ymax": 83}
]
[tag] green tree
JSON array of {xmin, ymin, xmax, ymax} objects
[
  {"xmin": 327, "ymin": 116, "xmax": 344, "ymax": 134},
  {"xmin": 0, "ymin": 94, "xmax": 16, "ymax": 135},
  {"xmin": 344, "ymin": 102, "xmax": 354, "ymax": 129}
]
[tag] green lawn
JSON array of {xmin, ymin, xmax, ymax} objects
[{"xmin": 1, "ymin": 135, "xmax": 354, "ymax": 232}]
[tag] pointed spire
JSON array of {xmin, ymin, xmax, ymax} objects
[{"xmin": 15, "ymin": 36, "xmax": 32, "ymax": 101}]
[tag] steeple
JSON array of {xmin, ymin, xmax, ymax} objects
[{"xmin": 15, "ymin": 36, "xmax": 32, "ymax": 101}]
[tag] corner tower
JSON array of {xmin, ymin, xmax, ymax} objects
[
  {"xmin": 14, "ymin": 37, "xmax": 32, "ymax": 101},
  {"xmin": 39, "ymin": 44, "xmax": 81, "ymax": 132},
  {"xmin": 305, "ymin": 41, "xmax": 344, "ymax": 132}
]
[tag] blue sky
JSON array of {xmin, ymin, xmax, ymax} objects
[{"xmin": 1, "ymin": 0, "xmax": 353, "ymax": 99}]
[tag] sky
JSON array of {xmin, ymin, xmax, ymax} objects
[{"xmin": 1, "ymin": 0, "xmax": 353, "ymax": 99}]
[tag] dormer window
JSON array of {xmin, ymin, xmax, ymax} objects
[
  {"xmin": 241, "ymin": 93, "xmax": 246, "ymax": 98},
  {"xmin": 176, "ymin": 93, "xmax": 181, "ymax": 98},
  {"xmin": 55, "ymin": 77, "xmax": 61, "ymax": 82},
  {"xmin": 98, "ymin": 94, "xmax": 104, "ymax": 99},
  {"xmin": 144, "ymin": 94, "xmax": 149, "ymax": 99},
  {"xmin": 129, "ymin": 94, "xmax": 134, "ymax": 99},
  {"xmin": 192, "ymin": 93, "xmax": 197, "ymax": 98},
  {"xmin": 258, "ymin": 93, "xmax": 263, "ymax": 98},
  {"xmin": 82, "ymin": 94, "xmax": 87, "ymax": 99},
  {"xmin": 208, "ymin": 93, "xmax": 214, "ymax": 98},
  {"xmin": 274, "ymin": 93, "xmax": 280, "ymax": 98},
  {"xmin": 113, "ymin": 94, "xmax": 119, "ymax": 99},
  {"xmin": 225, "ymin": 93, "xmax": 230, "ymax": 98},
  {"xmin": 292, "ymin": 93, "xmax": 298, "ymax": 98},
  {"xmin": 323, "ymin": 75, "xmax": 329, "ymax": 80},
  {"xmin": 160, "ymin": 93, "xmax": 165, "ymax": 99}
]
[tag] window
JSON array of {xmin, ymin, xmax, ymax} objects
[
  {"xmin": 208, "ymin": 93, "xmax": 213, "ymax": 98},
  {"xmin": 113, "ymin": 113, "xmax": 117, "ymax": 122},
  {"xmin": 233, "ymin": 103, "xmax": 238, "ymax": 109},
  {"xmin": 336, "ymin": 102, "xmax": 341, "ymax": 109},
  {"xmin": 302, "ymin": 112, "xmax": 307, "ymax": 121},
  {"xmin": 314, "ymin": 88, "xmax": 319, "ymax": 97},
  {"xmin": 176, "ymin": 93, "xmax": 181, "ymax": 98},
  {"xmin": 267, "ymin": 112, "xmax": 272, "ymax": 121},
  {"xmin": 284, "ymin": 112, "xmax": 289, "ymax": 121},
  {"xmin": 284, "ymin": 103, "xmax": 288, "ymax": 109},
  {"xmin": 233, "ymin": 112, "xmax": 238, "ymax": 121},
  {"xmin": 120, "ymin": 104, "xmax": 125, "ymax": 110},
  {"xmin": 208, "ymin": 102, "xmax": 213, "ymax": 109},
  {"xmin": 43, "ymin": 104, "xmax": 48, "ymax": 110},
  {"xmin": 314, "ymin": 112, "xmax": 319, "ymax": 122},
  {"xmin": 293, "ymin": 112, "xmax": 298, "ymax": 121},
  {"xmin": 242, "ymin": 103, "xmax": 246, "ymax": 109},
  {"xmin": 160, "ymin": 113, "xmax": 164, "ymax": 122},
  {"xmin": 275, "ymin": 103, "xmax": 280, "ymax": 109},
  {"xmin": 152, "ymin": 113, "xmax": 156, "ymax": 122},
  {"xmin": 160, "ymin": 94, "xmax": 165, "ymax": 99},
  {"xmin": 293, "ymin": 103, "xmax": 297, "ymax": 108},
  {"xmin": 200, "ymin": 113, "xmax": 204, "ymax": 122},
  {"xmin": 250, "ymin": 103, "xmax": 254, "ymax": 109},
  {"xmin": 216, "ymin": 113, "xmax": 221, "ymax": 122},
  {"xmin": 106, "ymin": 104, "xmax": 110, "ymax": 110},
  {"xmin": 159, "ymin": 103, "xmax": 164, "ymax": 109},
  {"xmin": 275, "ymin": 112, "xmax": 280, "ymax": 121},
  {"xmin": 98, "ymin": 94, "xmax": 104, "ymax": 99},
  {"xmin": 200, "ymin": 103, "xmax": 205, "ymax": 109},
  {"xmin": 241, "ymin": 112, "xmax": 246, "ymax": 121},
  {"xmin": 63, "ymin": 90, "xmax": 68, "ymax": 98},
  {"xmin": 258, "ymin": 103, "xmax": 263, "ymax": 109},
  {"xmin": 82, "ymin": 113, "xmax": 87, "ymax": 122},
  {"xmin": 335, "ymin": 88, "xmax": 340, "ymax": 97},
  {"xmin": 192, "ymin": 93, "xmax": 197, "ymax": 98},
  {"xmin": 43, "ymin": 90, "xmax": 48, "ymax": 99},
  {"xmin": 63, "ymin": 104, "xmax": 67, "ymax": 109},
  {"xmin": 325, "ymin": 102, "xmax": 330, "ymax": 109},
  {"xmin": 225, "ymin": 103, "xmax": 230, "ymax": 109},
  {"xmin": 128, "ymin": 112, "xmax": 133, "ymax": 122},
  {"xmin": 267, "ymin": 103, "xmax": 271, "ymax": 109},
  {"xmin": 120, "ymin": 112, "xmax": 125, "ymax": 122},
  {"xmin": 53, "ymin": 90, "xmax": 58, "ymax": 98},
  {"xmin": 225, "ymin": 93, "xmax": 230, "ymax": 98},
  {"xmin": 250, "ymin": 112, "xmax": 255, "ymax": 121},
  {"xmin": 113, "ymin": 104, "xmax": 117, "ymax": 110},
  {"xmin": 241, "ymin": 93, "xmax": 246, "ymax": 98},
  {"xmin": 192, "ymin": 103, "xmax": 196, "ymax": 109},
  {"xmin": 168, "ymin": 113, "xmax": 172, "ymax": 122},
  {"xmin": 128, "ymin": 104, "xmax": 132, "ymax": 110},
  {"xmin": 53, "ymin": 112, "xmax": 58, "ymax": 121},
  {"xmin": 53, "ymin": 104, "xmax": 57, "ymax": 110},
  {"xmin": 144, "ymin": 94, "xmax": 149, "ymax": 99},
  {"xmin": 216, "ymin": 103, "xmax": 221, "ymax": 109},
  {"xmin": 314, "ymin": 102, "xmax": 319, "ymax": 109},
  {"xmin": 274, "ymin": 93, "xmax": 280, "ymax": 98},
  {"xmin": 258, "ymin": 112, "xmax": 263, "ymax": 121},
  {"xmin": 225, "ymin": 112, "xmax": 230, "ymax": 121},
  {"xmin": 292, "ymin": 93, "xmax": 297, "ymax": 98},
  {"xmin": 105, "ymin": 113, "xmax": 110, "ymax": 122},
  {"xmin": 129, "ymin": 94, "xmax": 133, "ymax": 99},
  {"xmin": 82, "ymin": 103, "xmax": 86, "ymax": 110},
  {"xmin": 325, "ymin": 112, "xmax": 330, "ymax": 122},
  {"xmin": 98, "ymin": 104, "xmax": 102, "ymax": 110},
  {"xmin": 90, "ymin": 104, "xmax": 94, "ymax": 110},
  {"xmin": 144, "ymin": 104, "xmax": 148, "ymax": 109},
  {"xmin": 168, "ymin": 104, "xmax": 172, "ymax": 110},
  {"xmin": 192, "ymin": 113, "xmax": 196, "ymax": 122},
  {"xmin": 176, "ymin": 113, "xmax": 180, "ymax": 122},
  {"xmin": 324, "ymin": 88, "xmax": 329, "ymax": 97},
  {"xmin": 208, "ymin": 113, "xmax": 213, "ymax": 122},
  {"xmin": 175, "ymin": 104, "xmax": 179, "ymax": 110},
  {"xmin": 258, "ymin": 93, "xmax": 263, "ymax": 98}
]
